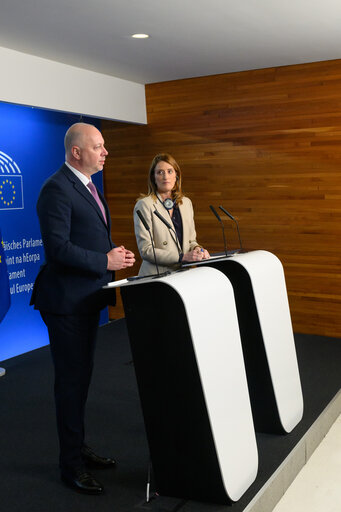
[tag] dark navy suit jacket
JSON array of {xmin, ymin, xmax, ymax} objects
[{"xmin": 31, "ymin": 164, "xmax": 116, "ymax": 314}]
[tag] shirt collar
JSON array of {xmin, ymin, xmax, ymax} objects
[{"xmin": 65, "ymin": 161, "xmax": 92, "ymax": 189}]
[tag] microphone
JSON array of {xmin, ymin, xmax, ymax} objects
[
  {"xmin": 153, "ymin": 209, "xmax": 183, "ymax": 258},
  {"xmin": 136, "ymin": 209, "xmax": 160, "ymax": 276},
  {"xmin": 136, "ymin": 209, "xmax": 149, "ymax": 231},
  {"xmin": 209, "ymin": 205, "xmax": 228, "ymax": 257},
  {"xmin": 219, "ymin": 206, "xmax": 243, "ymax": 252}
]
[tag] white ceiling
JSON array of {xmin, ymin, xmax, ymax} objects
[{"xmin": 1, "ymin": 0, "xmax": 341, "ymax": 85}]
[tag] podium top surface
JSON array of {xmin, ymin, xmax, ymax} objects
[{"xmin": 104, "ymin": 265, "xmax": 224, "ymax": 290}]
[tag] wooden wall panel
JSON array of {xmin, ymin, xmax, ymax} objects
[{"xmin": 102, "ymin": 59, "xmax": 341, "ymax": 338}]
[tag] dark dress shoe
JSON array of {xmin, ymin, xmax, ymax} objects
[
  {"xmin": 81, "ymin": 445, "xmax": 116, "ymax": 469},
  {"xmin": 61, "ymin": 468, "xmax": 104, "ymax": 495}
]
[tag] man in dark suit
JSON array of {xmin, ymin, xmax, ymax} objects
[{"xmin": 30, "ymin": 122, "xmax": 135, "ymax": 494}]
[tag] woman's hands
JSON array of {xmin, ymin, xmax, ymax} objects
[{"xmin": 182, "ymin": 246, "xmax": 210, "ymax": 263}]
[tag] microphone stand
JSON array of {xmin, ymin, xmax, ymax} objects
[
  {"xmin": 219, "ymin": 206, "xmax": 243, "ymax": 252},
  {"xmin": 209, "ymin": 205, "xmax": 228, "ymax": 256},
  {"xmin": 136, "ymin": 209, "xmax": 160, "ymax": 275}
]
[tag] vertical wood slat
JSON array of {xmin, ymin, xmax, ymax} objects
[{"xmin": 103, "ymin": 59, "xmax": 341, "ymax": 338}]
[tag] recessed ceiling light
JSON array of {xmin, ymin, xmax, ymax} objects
[{"xmin": 131, "ymin": 33, "xmax": 150, "ymax": 39}]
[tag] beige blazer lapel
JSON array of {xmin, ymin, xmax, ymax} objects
[
  {"xmin": 179, "ymin": 199, "xmax": 198, "ymax": 253},
  {"xmin": 178, "ymin": 200, "xmax": 189, "ymax": 252}
]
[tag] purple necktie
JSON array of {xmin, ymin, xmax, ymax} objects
[{"xmin": 87, "ymin": 181, "xmax": 107, "ymax": 224}]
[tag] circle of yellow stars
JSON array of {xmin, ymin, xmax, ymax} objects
[{"xmin": 0, "ymin": 179, "xmax": 16, "ymax": 206}]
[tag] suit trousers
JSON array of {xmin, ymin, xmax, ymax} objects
[{"xmin": 41, "ymin": 311, "xmax": 100, "ymax": 474}]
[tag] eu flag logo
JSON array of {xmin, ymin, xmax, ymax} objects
[
  {"xmin": 0, "ymin": 151, "xmax": 24, "ymax": 210},
  {"xmin": 0, "ymin": 176, "xmax": 24, "ymax": 209}
]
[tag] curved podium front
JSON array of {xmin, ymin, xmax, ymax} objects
[
  {"xmin": 195, "ymin": 250, "xmax": 304, "ymax": 434},
  {"xmin": 115, "ymin": 266, "xmax": 258, "ymax": 504}
]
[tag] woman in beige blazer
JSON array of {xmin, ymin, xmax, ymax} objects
[{"xmin": 134, "ymin": 153, "xmax": 210, "ymax": 276}]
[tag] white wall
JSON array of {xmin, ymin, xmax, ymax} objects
[{"xmin": 0, "ymin": 46, "xmax": 146, "ymax": 124}]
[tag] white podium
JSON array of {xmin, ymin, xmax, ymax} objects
[
  {"xmin": 106, "ymin": 266, "xmax": 258, "ymax": 503},
  {"xmin": 188, "ymin": 250, "xmax": 304, "ymax": 434}
]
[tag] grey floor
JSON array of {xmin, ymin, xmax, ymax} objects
[
  {"xmin": 273, "ymin": 413, "xmax": 341, "ymax": 512},
  {"xmin": 0, "ymin": 321, "xmax": 340, "ymax": 512}
]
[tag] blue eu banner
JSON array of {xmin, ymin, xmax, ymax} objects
[
  {"xmin": 0, "ymin": 229, "xmax": 11, "ymax": 323},
  {"xmin": 0, "ymin": 102, "xmax": 106, "ymax": 362}
]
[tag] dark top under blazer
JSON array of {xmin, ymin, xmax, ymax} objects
[{"xmin": 30, "ymin": 164, "xmax": 116, "ymax": 314}]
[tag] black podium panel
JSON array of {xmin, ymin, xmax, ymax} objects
[{"xmin": 121, "ymin": 281, "xmax": 229, "ymax": 504}]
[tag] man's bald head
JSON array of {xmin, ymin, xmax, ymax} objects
[
  {"xmin": 64, "ymin": 123, "xmax": 108, "ymax": 178},
  {"xmin": 64, "ymin": 123, "xmax": 98, "ymax": 158}
]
